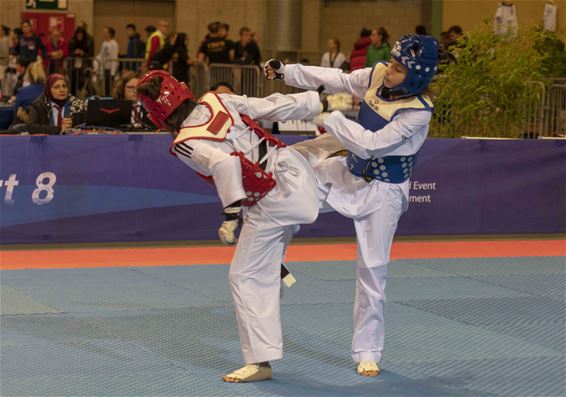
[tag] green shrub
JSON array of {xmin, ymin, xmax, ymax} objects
[
  {"xmin": 536, "ymin": 31, "xmax": 566, "ymax": 77},
  {"xmin": 430, "ymin": 23, "xmax": 552, "ymax": 137}
]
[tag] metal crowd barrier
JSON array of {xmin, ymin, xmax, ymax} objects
[
  {"xmin": 189, "ymin": 62, "xmax": 209, "ymax": 99},
  {"xmin": 262, "ymin": 79, "xmax": 305, "ymax": 97},
  {"xmin": 65, "ymin": 57, "xmax": 145, "ymax": 98},
  {"xmin": 64, "ymin": 57, "xmax": 103, "ymax": 99},
  {"xmin": 59, "ymin": 57, "xmax": 564, "ymax": 138},
  {"xmin": 189, "ymin": 62, "xmax": 303, "ymax": 98},
  {"xmin": 524, "ymin": 82, "xmax": 566, "ymax": 137},
  {"xmin": 208, "ymin": 63, "xmax": 262, "ymax": 97},
  {"xmin": 524, "ymin": 81, "xmax": 546, "ymax": 137},
  {"xmin": 543, "ymin": 84, "xmax": 566, "ymax": 136}
]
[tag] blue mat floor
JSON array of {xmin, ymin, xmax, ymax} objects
[{"xmin": 1, "ymin": 256, "xmax": 564, "ymax": 396}]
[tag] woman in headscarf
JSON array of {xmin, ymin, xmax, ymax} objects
[{"xmin": 26, "ymin": 73, "xmax": 86, "ymax": 134}]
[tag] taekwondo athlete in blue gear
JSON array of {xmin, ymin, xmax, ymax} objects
[{"xmin": 265, "ymin": 35, "xmax": 439, "ymax": 377}]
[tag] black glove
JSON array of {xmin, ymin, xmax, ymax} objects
[{"xmin": 264, "ymin": 59, "xmax": 285, "ymax": 80}]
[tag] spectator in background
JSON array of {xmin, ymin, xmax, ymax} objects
[
  {"xmin": 14, "ymin": 20, "xmax": 47, "ymax": 64},
  {"xmin": 68, "ymin": 26, "xmax": 94, "ymax": 95},
  {"xmin": 76, "ymin": 21, "xmax": 95, "ymax": 55},
  {"xmin": 365, "ymin": 27, "xmax": 391, "ymax": 67},
  {"xmin": 2, "ymin": 31, "xmax": 20, "ymax": 97},
  {"xmin": 77, "ymin": 20, "xmax": 94, "ymax": 41},
  {"xmin": 415, "ymin": 25, "xmax": 428, "ymax": 35},
  {"xmin": 112, "ymin": 70, "xmax": 150, "ymax": 128},
  {"xmin": 126, "ymin": 24, "xmax": 145, "ymax": 59},
  {"xmin": 219, "ymin": 23, "xmax": 235, "ymax": 51},
  {"xmin": 26, "ymin": 73, "xmax": 86, "ymax": 134},
  {"xmin": 320, "ymin": 37, "xmax": 347, "ymax": 69},
  {"xmin": 349, "ymin": 28, "xmax": 372, "ymax": 71},
  {"xmin": 447, "ymin": 25, "xmax": 464, "ymax": 48},
  {"xmin": 440, "ymin": 31, "xmax": 453, "ymax": 51},
  {"xmin": 146, "ymin": 32, "xmax": 176, "ymax": 70},
  {"xmin": 46, "ymin": 28, "xmax": 68, "ymax": 74},
  {"xmin": 10, "ymin": 60, "xmax": 45, "ymax": 128},
  {"xmin": 8, "ymin": 58, "xmax": 30, "ymax": 100},
  {"xmin": 125, "ymin": 24, "xmax": 145, "ymax": 71},
  {"xmin": 210, "ymin": 81, "xmax": 234, "ymax": 94},
  {"xmin": 234, "ymin": 27, "xmax": 261, "ymax": 66},
  {"xmin": 112, "ymin": 71, "xmax": 139, "ymax": 101},
  {"xmin": 251, "ymin": 31, "xmax": 261, "ymax": 45},
  {"xmin": 144, "ymin": 25, "xmax": 156, "ymax": 41},
  {"xmin": 445, "ymin": 25, "xmax": 465, "ymax": 63},
  {"xmin": 438, "ymin": 31, "xmax": 457, "ymax": 71},
  {"xmin": 96, "ymin": 26, "xmax": 119, "ymax": 96},
  {"xmin": 197, "ymin": 21, "xmax": 233, "ymax": 64},
  {"xmin": 0, "ymin": 26, "xmax": 10, "ymax": 85},
  {"xmin": 170, "ymin": 32, "xmax": 189, "ymax": 84},
  {"xmin": 145, "ymin": 20, "xmax": 168, "ymax": 70}
]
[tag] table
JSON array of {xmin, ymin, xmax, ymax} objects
[{"xmin": 0, "ymin": 104, "xmax": 14, "ymax": 130}]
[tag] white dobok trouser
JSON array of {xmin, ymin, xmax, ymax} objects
[
  {"xmin": 313, "ymin": 153, "xmax": 406, "ymax": 364},
  {"xmin": 350, "ymin": 187, "xmax": 404, "ymax": 363},
  {"xmin": 229, "ymin": 147, "xmax": 319, "ymax": 364}
]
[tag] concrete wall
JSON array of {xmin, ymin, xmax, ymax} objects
[
  {"xmin": 443, "ymin": 0, "xmax": 566, "ymax": 40},
  {"xmin": 320, "ymin": 0, "xmax": 423, "ymax": 62},
  {"xmin": 93, "ymin": 0, "xmax": 175, "ymax": 54},
  {"xmin": 0, "ymin": 0, "xmax": 24, "ymax": 29},
  {"xmin": 3, "ymin": 0, "xmax": 563, "ymax": 63},
  {"xmin": 176, "ymin": 0, "xmax": 267, "ymax": 59},
  {"xmin": 0, "ymin": 0, "xmax": 93, "ymax": 37}
]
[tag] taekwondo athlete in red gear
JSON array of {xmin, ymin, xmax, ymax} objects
[
  {"xmin": 265, "ymin": 35, "xmax": 439, "ymax": 377},
  {"xmin": 137, "ymin": 70, "xmax": 351, "ymax": 383}
]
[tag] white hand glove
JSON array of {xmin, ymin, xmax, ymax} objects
[
  {"xmin": 326, "ymin": 93, "xmax": 354, "ymax": 112},
  {"xmin": 218, "ymin": 219, "xmax": 239, "ymax": 245},
  {"xmin": 313, "ymin": 112, "xmax": 330, "ymax": 128},
  {"xmin": 264, "ymin": 59, "xmax": 285, "ymax": 80},
  {"xmin": 218, "ymin": 206, "xmax": 242, "ymax": 245}
]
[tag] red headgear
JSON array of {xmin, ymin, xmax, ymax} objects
[{"xmin": 137, "ymin": 70, "xmax": 195, "ymax": 129}]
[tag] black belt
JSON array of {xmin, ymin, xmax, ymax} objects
[
  {"xmin": 5, "ymin": 67, "xmax": 16, "ymax": 73},
  {"xmin": 258, "ymin": 139, "xmax": 268, "ymax": 171}
]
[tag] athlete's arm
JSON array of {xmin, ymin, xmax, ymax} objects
[
  {"xmin": 173, "ymin": 140, "xmax": 246, "ymax": 208},
  {"xmin": 283, "ymin": 63, "xmax": 370, "ymax": 98},
  {"xmin": 323, "ymin": 109, "xmax": 431, "ymax": 159},
  {"xmin": 221, "ymin": 91, "xmax": 321, "ymax": 122}
]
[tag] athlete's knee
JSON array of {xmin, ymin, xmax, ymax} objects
[
  {"xmin": 356, "ymin": 257, "xmax": 389, "ymax": 270},
  {"xmin": 356, "ymin": 266, "xmax": 388, "ymax": 289}
]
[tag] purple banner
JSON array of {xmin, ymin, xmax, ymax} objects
[{"xmin": 0, "ymin": 135, "xmax": 564, "ymax": 244}]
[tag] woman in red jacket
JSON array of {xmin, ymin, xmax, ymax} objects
[
  {"xmin": 45, "ymin": 28, "xmax": 68, "ymax": 74},
  {"xmin": 348, "ymin": 28, "xmax": 372, "ymax": 72}
]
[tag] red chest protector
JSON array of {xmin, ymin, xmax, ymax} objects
[{"xmin": 172, "ymin": 92, "xmax": 286, "ymax": 207}]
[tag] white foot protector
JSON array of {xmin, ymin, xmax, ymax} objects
[
  {"xmin": 223, "ymin": 364, "xmax": 273, "ymax": 383},
  {"xmin": 357, "ymin": 361, "xmax": 380, "ymax": 377}
]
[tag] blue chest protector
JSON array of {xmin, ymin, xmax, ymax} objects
[{"xmin": 346, "ymin": 62, "xmax": 433, "ymax": 183}]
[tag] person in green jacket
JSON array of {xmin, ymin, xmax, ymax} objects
[{"xmin": 365, "ymin": 27, "xmax": 391, "ymax": 67}]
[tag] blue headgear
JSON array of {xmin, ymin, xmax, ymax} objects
[{"xmin": 389, "ymin": 35, "xmax": 439, "ymax": 97}]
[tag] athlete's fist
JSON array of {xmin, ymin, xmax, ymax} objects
[
  {"xmin": 264, "ymin": 59, "xmax": 285, "ymax": 80},
  {"xmin": 218, "ymin": 205, "xmax": 242, "ymax": 245},
  {"xmin": 313, "ymin": 112, "xmax": 330, "ymax": 128},
  {"xmin": 320, "ymin": 92, "xmax": 354, "ymax": 113},
  {"xmin": 327, "ymin": 93, "xmax": 354, "ymax": 112},
  {"xmin": 218, "ymin": 219, "xmax": 239, "ymax": 245}
]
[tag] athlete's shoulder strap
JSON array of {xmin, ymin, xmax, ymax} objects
[{"xmin": 173, "ymin": 92, "xmax": 234, "ymax": 145}]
